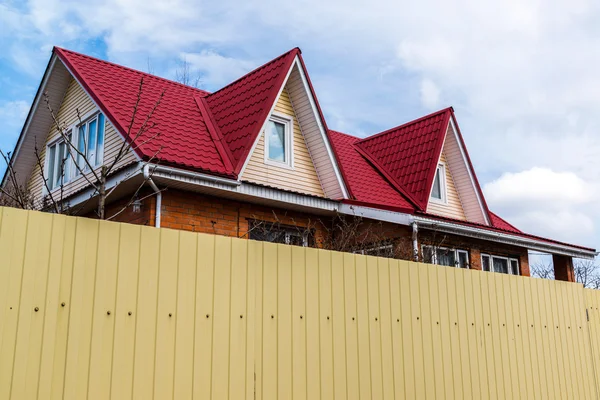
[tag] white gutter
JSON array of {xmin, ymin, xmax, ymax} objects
[
  {"xmin": 412, "ymin": 215, "xmax": 597, "ymax": 259},
  {"xmin": 152, "ymin": 164, "xmax": 240, "ymax": 187},
  {"xmin": 143, "ymin": 165, "xmax": 162, "ymax": 228}
]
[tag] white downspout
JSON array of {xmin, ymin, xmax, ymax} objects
[
  {"xmin": 143, "ymin": 165, "xmax": 162, "ymax": 228},
  {"xmin": 412, "ymin": 222, "xmax": 419, "ymax": 262}
]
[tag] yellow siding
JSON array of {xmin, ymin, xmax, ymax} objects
[
  {"xmin": 427, "ymin": 151, "xmax": 467, "ymax": 220},
  {"xmin": 242, "ymin": 88, "xmax": 325, "ymax": 197},
  {"xmin": 1, "ymin": 206, "xmax": 600, "ymax": 399},
  {"xmin": 26, "ymin": 78, "xmax": 136, "ymax": 203}
]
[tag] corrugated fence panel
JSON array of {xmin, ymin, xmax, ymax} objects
[{"xmin": 2, "ymin": 206, "xmax": 600, "ymax": 399}]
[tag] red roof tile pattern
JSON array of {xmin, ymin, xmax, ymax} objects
[
  {"xmin": 205, "ymin": 48, "xmax": 299, "ymax": 173},
  {"xmin": 355, "ymin": 108, "xmax": 452, "ymax": 210},
  {"xmin": 54, "ymin": 47, "xmax": 232, "ymax": 176},
  {"xmin": 48, "ymin": 46, "xmax": 593, "ymax": 253},
  {"xmin": 489, "ymin": 212, "xmax": 521, "ymax": 233},
  {"xmin": 329, "ymin": 130, "xmax": 414, "ymax": 212}
]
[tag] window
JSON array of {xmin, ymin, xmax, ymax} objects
[
  {"xmin": 46, "ymin": 134, "xmax": 72, "ymax": 190},
  {"xmin": 354, "ymin": 242, "xmax": 395, "ymax": 258},
  {"xmin": 248, "ymin": 220, "xmax": 313, "ymax": 247},
  {"xmin": 430, "ymin": 163, "xmax": 447, "ymax": 203},
  {"xmin": 422, "ymin": 245, "xmax": 469, "ymax": 268},
  {"xmin": 75, "ymin": 113, "xmax": 105, "ymax": 174},
  {"xmin": 481, "ymin": 253, "xmax": 520, "ymax": 275},
  {"xmin": 45, "ymin": 112, "xmax": 105, "ymax": 191},
  {"xmin": 265, "ymin": 114, "xmax": 293, "ymax": 168}
]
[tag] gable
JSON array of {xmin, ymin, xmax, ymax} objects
[
  {"xmin": 27, "ymin": 77, "xmax": 137, "ymax": 202},
  {"xmin": 438, "ymin": 121, "xmax": 489, "ymax": 224},
  {"xmin": 355, "ymin": 108, "xmax": 451, "ymax": 209},
  {"xmin": 242, "ymin": 87, "xmax": 325, "ymax": 197},
  {"xmin": 237, "ymin": 60, "xmax": 348, "ymax": 199},
  {"xmin": 426, "ymin": 150, "xmax": 467, "ymax": 220}
]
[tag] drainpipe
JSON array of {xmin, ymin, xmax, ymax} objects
[
  {"xmin": 143, "ymin": 165, "xmax": 162, "ymax": 228},
  {"xmin": 412, "ymin": 222, "xmax": 419, "ymax": 262}
]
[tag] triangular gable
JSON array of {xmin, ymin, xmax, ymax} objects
[
  {"xmin": 446, "ymin": 111, "xmax": 493, "ymax": 225},
  {"xmin": 205, "ymin": 48, "xmax": 299, "ymax": 175},
  {"xmin": 435, "ymin": 117, "xmax": 490, "ymax": 225},
  {"xmin": 354, "ymin": 107, "xmax": 491, "ymax": 224},
  {"xmin": 241, "ymin": 87, "xmax": 325, "ymax": 197},
  {"xmin": 426, "ymin": 149, "xmax": 467, "ymax": 221},
  {"xmin": 355, "ymin": 108, "xmax": 452, "ymax": 210},
  {"xmin": 232, "ymin": 52, "xmax": 349, "ymax": 199},
  {"xmin": 54, "ymin": 47, "xmax": 232, "ymax": 177}
]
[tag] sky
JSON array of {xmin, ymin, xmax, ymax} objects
[{"xmin": 1, "ymin": 0, "xmax": 599, "ymax": 255}]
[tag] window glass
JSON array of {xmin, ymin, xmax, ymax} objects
[
  {"xmin": 96, "ymin": 114, "xmax": 105, "ymax": 165},
  {"xmin": 77, "ymin": 125, "xmax": 86, "ymax": 174},
  {"xmin": 431, "ymin": 168, "xmax": 442, "ymax": 199},
  {"xmin": 436, "ymin": 248, "xmax": 455, "ymax": 266},
  {"xmin": 481, "ymin": 254, "xmax": 491, "ymax": 272},
  {"xmin": 88, "ymin": 118, "xmax": 97, "ymax": 152},
  {"xmin": 493, "ymin": 257, "xmax": 509, "ymax": 274},
  {"xmin": 47, "ymin": 145, "xmax": 56, "ymax": 189},
  {"xmin": 510, "ymin": 259, "xmax": 519, "ymax": 275},
  {"xmin": 267, "ymin": 120, "xmax": 286, "ymax": 162},
  {"xmin": 248, "ymin": 220, "xmax": 313, "ymax": 247},
  {"xmin": 422, "ymin": 246, "xmax": 434, "ymax": 264},
  {"xmin": 457, "ymin": 251, "xmax": 469, "ymax": 268}
]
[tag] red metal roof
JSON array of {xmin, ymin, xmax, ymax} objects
[
  {"xmin": 205, "ymin": 48, "xmax": 299, "ymax": 174},
  {"xmin": 54, "ymin": 47, "xmax": 234, "ymax": 177},
  {"xmin": 49, "ymin": 47, "xmax": 593, "ymax": 253},
  {"xmin": 354, "ymin": 108, "xmax": 452, "ymax": 210},
  {"xmin": 329, "ymin": 130, "xmax": 415, "ymax": 212}
]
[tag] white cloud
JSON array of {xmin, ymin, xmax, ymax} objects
[
  {"xmin": 419, "ymin": 78, "xmax": 441, "ymax": 108},
  {"xmin": 0, "ymin": 100, "xmax": 29, "ymax": 150},
  {"xmin": 2, "ymin": 0, "xmax": 600, "ymax": 249},
  {"xmin": 181, "ymin": 50, "xmax": 255, "ymax": 89},
  {"xmin": 484, "ymin": 168, "xmax": 598, "ymax": 246}
]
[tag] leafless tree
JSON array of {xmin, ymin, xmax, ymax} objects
[
  {"xmin": 0, "ymin": 149, "xmax": 35, "ymax": 209},
  {"xmin": 531, "ymin": 258, "xmax": 600, "ymax": 289},
  {"xmin": 0, "ymin": 76, "xmax": 167, "ymax": 220},
  {"xmin": 175, "ymin": 57, "xmax": 202, "ymax": 88}
]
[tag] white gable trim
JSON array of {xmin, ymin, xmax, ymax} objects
[
  {"xmin": 237, "ymin": 60, "xmax": 297, "ymax": 179},
  {"xmin": 1, "ymin": 55, "xmax": 60, "ymax": 188},
  {"xmin": 291, "ymin": 57, "xmax": 349, "ymax": 199},
  {"xmin": 448, "ymin": 118, "xmax": 490, "ymax": 225},
  {"xmin": 237, "ymin": 56, "xmax": 349, "ymax": 199}
]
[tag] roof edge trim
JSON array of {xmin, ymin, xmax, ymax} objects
[{"xmin": 194, "ymin": 95, "xmax": 235, "ymax": 173}]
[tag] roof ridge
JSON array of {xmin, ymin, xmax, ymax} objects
[
  {"xmin": 207, "ymin": 47, "xmax": 300, "ymax": 98},
  {"xmin": 53, "ymin": 47, "xmax": 211, "ymax": 95},
  {"xmin": 357, "ymin": 106, "xmax": 453, "ymax": 145}
]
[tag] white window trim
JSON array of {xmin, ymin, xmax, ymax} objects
[
  {"xmin": 43, "ymin": 110, "xmax": 105, "ymax": 194},
  {"xmin": 422, "ymin": 245, "xmax": 469, "ymax": 269},
  {"xmin": 481, "ymin": 253, "xmax": 520, "ymax": 275},
  {"xmin": 354, "ymin": 243, "xmax": 394, "ymax": 257},
  {"xmin": 44, "ymin": 134, "xmax": 72, "ymax": 193},
  {"xmin": 264, "ymin": 112, "xmax": 294, "ymax": 169},
  {"xmin": 430, "ymin": 162, "xmax": 448, "ymax": 204}
]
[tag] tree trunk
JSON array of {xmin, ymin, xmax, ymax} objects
[{"xmin": 98, "ymin": 166, "xmax": 107, "ymax": 220}]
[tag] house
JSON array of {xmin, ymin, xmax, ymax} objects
[{"xmin": 2, "ymin": 47, "xmax": 596, "ymax": 281}]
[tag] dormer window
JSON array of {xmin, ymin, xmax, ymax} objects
[
  {"xmin": 265, "ymin": 113, "xmax": 293, "ymax": 168},
  {"xmin": 430, "ymin": 163, "xmax": 447, "ymax": 203}
]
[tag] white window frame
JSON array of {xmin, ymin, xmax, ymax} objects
[
  {"xmin": 44, "ymin": 134, "xmax": 72, "ymax": 192},
  {"xmin": 354, "ymin": 243, "xmax": 394, "ymax": 258},
  {"xmin": 430, "ymin": 162, "xmax": 447, "ymax": 204},
  {"xmin": 74, "ymin": 111, "xmax": 105, "ymax": 175},
  {"xmin": 264, "ymin": 112, "xmax": 294, "ymax": 169},
  {"xmin": 421, "ymin": 245, "xmax": 469, "ymax": 269},
  {"xmin": 481, "ymin": 253, "xmax": 520, "ymax": 275},
  {"xmin": 43, "ymin": 110, "xmax": 105, "ymax": 193}
]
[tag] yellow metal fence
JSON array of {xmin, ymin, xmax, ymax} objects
[{"xmin": 0, "ymin": 206, "xmax": 599, "ymax": 399}]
